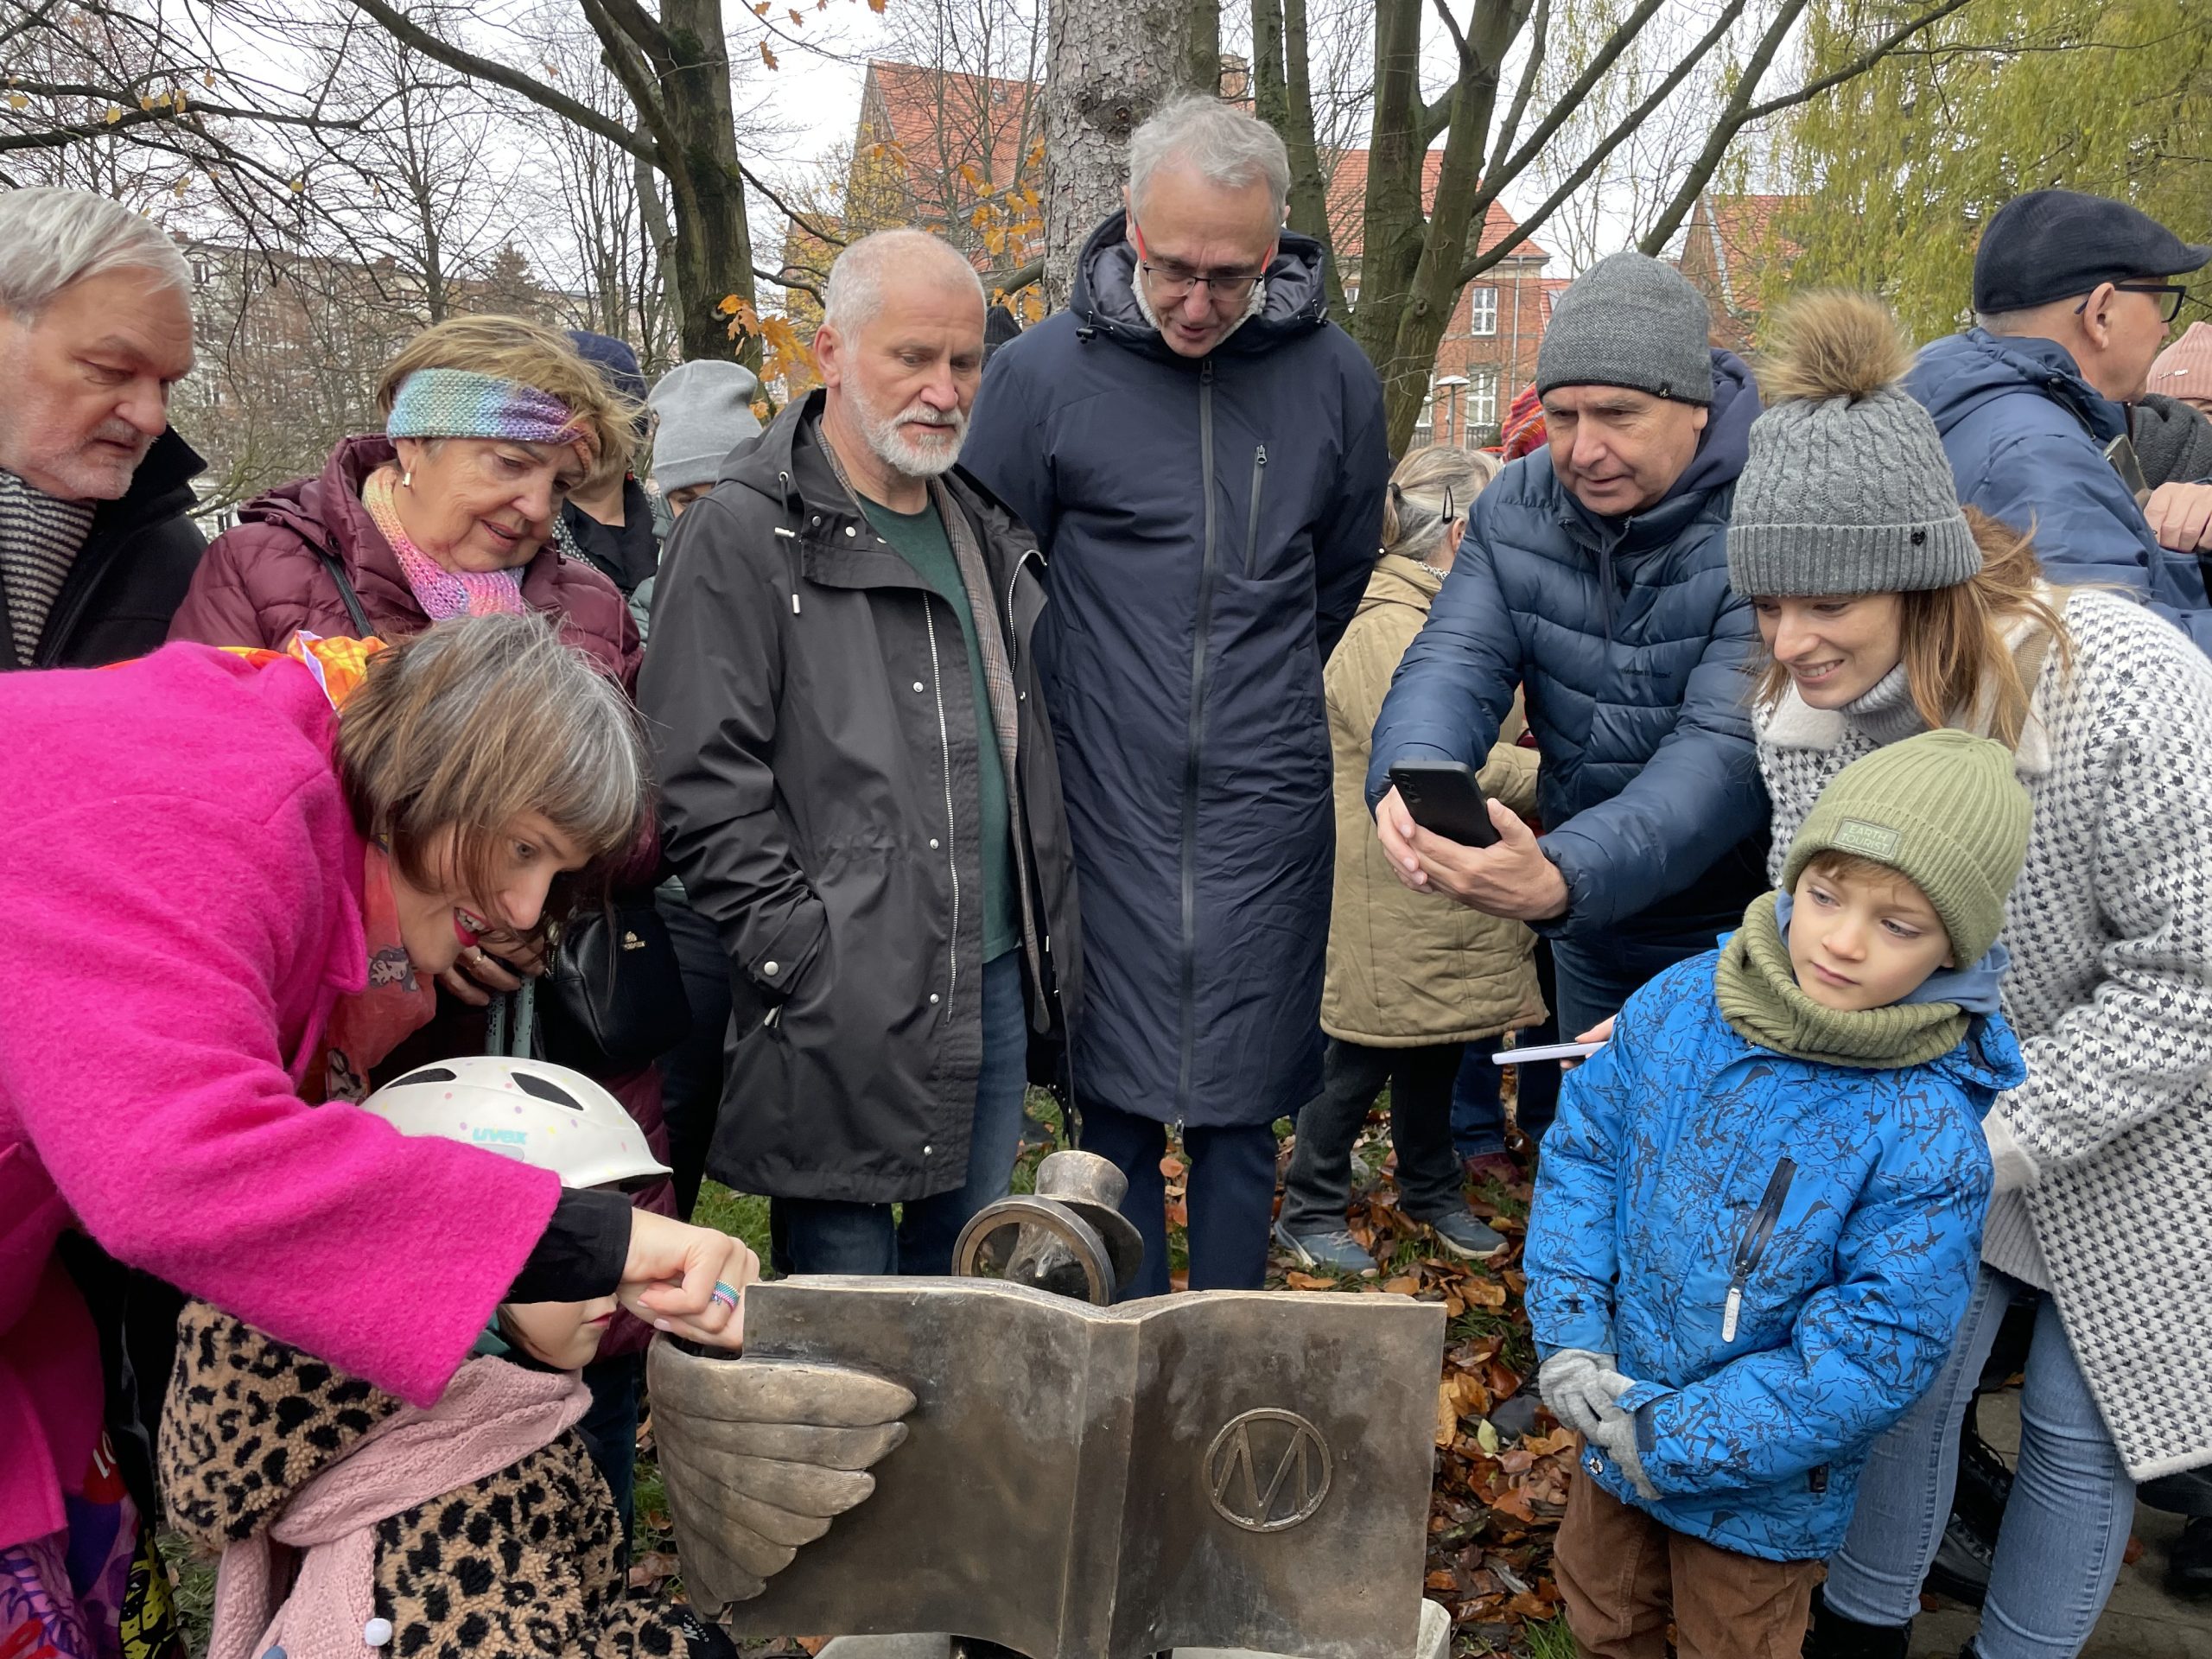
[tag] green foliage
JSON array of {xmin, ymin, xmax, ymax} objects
[{"xmin": 1780, "ymin": 0, "xmax": 2212, "ymax": 339}]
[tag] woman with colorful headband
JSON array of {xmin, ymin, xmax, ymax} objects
[{"xmin": 170, "ymin": 314, "xmax": 641, "ymax": 688}]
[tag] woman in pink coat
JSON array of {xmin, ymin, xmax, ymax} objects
[{"xmin": 0, "ymin": 616, "xmax": 754, "ymax": 1659}]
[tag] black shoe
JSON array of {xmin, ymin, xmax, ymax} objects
[
  {"xmin": 1802, "ymin": 1586, "xmax": 1911, "ymax": 1659},
  {"xmin": 2168, "ymin": 1514, "xmax": 2212, "ymax": 1599}
]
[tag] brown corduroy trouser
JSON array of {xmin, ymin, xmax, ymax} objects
[{"xmin": 1553, "ymin": 1468, "xmax": 1820, "ymax": 1659}]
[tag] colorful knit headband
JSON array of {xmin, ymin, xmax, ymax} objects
[{"xmin": 386, "ymin": 368, "xmax": 588, "ymax": 450}]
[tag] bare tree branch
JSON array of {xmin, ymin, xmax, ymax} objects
[
  {"xmin": 334, "ymin": 0, "xmax": 658, "ymax": 161},
  {"xmin": 1458, "ymin": 0, "xmax": 1745, "ymax": 284}
]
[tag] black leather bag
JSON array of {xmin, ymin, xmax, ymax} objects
[{"xmin": 539, "ymin": 895, "xmax": 692, "ymax": 1073}]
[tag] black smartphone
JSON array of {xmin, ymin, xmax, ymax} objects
[{"xmin": 1388, "ymin": 760, "xmax": 1500, "ymax": 848}]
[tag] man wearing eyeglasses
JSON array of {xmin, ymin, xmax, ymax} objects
[
  {"xmin": 963, "ymin": 95, "xmax": 1389, "ymax": 1299},
  {"xmin": 1905, "ymin": 188, "xmax": 2212, "ymax": 652}
]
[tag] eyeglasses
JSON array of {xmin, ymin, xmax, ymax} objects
[
  {"xmin": 2078, "ymin": 282, "xmax": 2191, "ymax": 323},
  {"xmin": 1129, "ymin": 219, "xmax": 1269, "ymax": 305}
]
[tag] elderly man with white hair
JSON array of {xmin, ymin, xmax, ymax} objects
[
  {"xmin": 0, "ymin": 187, "xmax": 202, "ymax": 669},
  {"xmin": 964, "ymin": 95, "xmax": 1390, "ymax": 1297},
  {"xmin": 639, "ymin": 227, "xmax": 1080, "ymax": 1278}
]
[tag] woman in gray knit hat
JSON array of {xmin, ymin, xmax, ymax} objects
[{"xmin": 1732, "ymin": 290, "xmax": 2212, "ymax": 1659}]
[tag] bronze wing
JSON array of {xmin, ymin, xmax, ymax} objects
[{"xmin": 647, "ymin": 1337, "xmax": 916, "ymax": 1613}]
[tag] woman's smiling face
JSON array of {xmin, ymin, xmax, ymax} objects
[
  {"xmin": 387, "ymin": 810, "xmax": 586, "ymax": 977},
  {"xmin": 1752, "ymin": 592, "xmax": 1905, "ymax": 709},
  {"xmin": 389, "ymin": 435, "xmax": 588, "ymax": 574}
]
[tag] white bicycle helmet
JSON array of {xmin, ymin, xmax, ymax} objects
[{"xmin": 361, "ymin": 1055, "xmax": 671, "ymax": 1192}]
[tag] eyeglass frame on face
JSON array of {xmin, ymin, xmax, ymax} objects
[
  {"xmin": 2076, "ymin": 281, "xmax": 2191, "ymax": 324},
  {"xmin": 1128, "ymin": 219, "xmax": 1273, "ymax": 307}
]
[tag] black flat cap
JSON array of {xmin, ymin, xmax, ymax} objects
[{"xmin": 1974, "ymin": 189, "xmax": 2209, "ymax": 315}]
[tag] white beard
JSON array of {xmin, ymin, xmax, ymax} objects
[{"xmin": 853, "ymin": 389, "xmax": 966, "ymax": 480}]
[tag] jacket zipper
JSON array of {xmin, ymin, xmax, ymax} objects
[
  {"xmin": 1243, "ymin": 445, "xmax": 1268, "ymax": 578},
  {"xmin": 923, "ymin": 602, "xmax": 961, "ymax": 1003},
  {"xmin": 1176, "ymin": 359, "xmax": 1221, "ymax": 1113},
  {"xmin": 1002, "ymin": 547, "xmax": 1046, "ymax": 1001},
  {"xmin": 1721, "ymin": 1157, "xmax": 1796, "ymax": 1343}
]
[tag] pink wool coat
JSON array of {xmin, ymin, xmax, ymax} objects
[{"xmin": 0, "ymin": 644, "xmax": 564, "ymax": 1552}]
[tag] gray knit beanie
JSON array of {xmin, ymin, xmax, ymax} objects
[
  {"xmin": 648, "ymin": 359, "xmax": 763, "ymax": 495},
  {"xmin": 1535, "ymin": 251, "xmax": 1714, "ymax": 406},
  {"xmin": 1727, "ymin": 290, "xmax": 1980, "ymax": 597}
]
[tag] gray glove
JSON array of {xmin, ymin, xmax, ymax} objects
[
  {"xmin": 1587, "ymin": 1390, "xmax": 1660, "ymax": 1501},
  {"xmin": 1537, "ymin": 1349, "xmax": 1617, "ymax": 1440}
]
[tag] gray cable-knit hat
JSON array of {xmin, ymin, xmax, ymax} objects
[
  {"xmin": 648, "ymin": 359, "xmax": 764, "ymax": 495},
  {"xmin": 1535, "ymin": 251, "xmax": 1714, "ymax": 405},
  {"xmin": 1727, "ymin": 290, "xmax": 1980, "ymax": 597}
]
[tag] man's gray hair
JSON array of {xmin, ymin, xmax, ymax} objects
[
  {"xmin": 0, "ymin": 188, "xmax": 191, "ymax": 321},
  {"xmin": 822, "ymin": 228, "xmax": 985, "ymax": 336},
  {"xmin": 1128, "ymin": 96, "xmax": 1290, "ymax": 222}
]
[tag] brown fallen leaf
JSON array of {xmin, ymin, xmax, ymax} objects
[
  {"xmin": 1461, "ymin": 1275, "xmax": 1508, "ymax": 1308},
  {"xmin": 1286, "ymin": 1270, "xmax": 1335, "ymax": 1290},
  {"xmin": 627, "ymin": 1549, "xmax": 682, "ymax": 1590},
  {"xmin": 1382, "ymin": 1274, "xmax": 1421, "ymax": 1295},
  {"xmin": 1436, "ymin": 1379, "xmax": 1461, "ymax": 1446}
]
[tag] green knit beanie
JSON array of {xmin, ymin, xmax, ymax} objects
[{"xmin": 1780, "ymin": 730, "xmax": 2031, "ymax": 963}]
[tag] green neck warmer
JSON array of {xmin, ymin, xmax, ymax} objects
[{"xmin": 1714, "ymin": 892, "xmax": 1967, "ymax": 1070}]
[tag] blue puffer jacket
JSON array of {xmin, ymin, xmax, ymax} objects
[
  {"xmin": 1366, "ymin": 352, "xmax": 1770, "ymax": 948},
  {"xmin": 964, "ymin": 213, "xmax": 1390, "ymax": 1127},
  {"xmin": 1907, "ymin": 328, "xmax": 2212, "ymax": 654},
  {"xmin": 1525, "ymin": 950, "xmax": 2023, "ymax": 1561}
]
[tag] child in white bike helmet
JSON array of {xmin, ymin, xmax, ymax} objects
[{"xmin": 161, "ymin": 1058, "xmax": 737, "ymax": 1659}]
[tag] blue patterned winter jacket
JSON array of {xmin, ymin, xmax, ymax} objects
[{"xmin": 1524, "ymin": 949, "xmax": 2023, "ymax": 1561}]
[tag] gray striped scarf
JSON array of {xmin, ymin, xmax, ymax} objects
[{"xmin": 0, "ymin": 469, "xmax": 93, "ymax": 664}]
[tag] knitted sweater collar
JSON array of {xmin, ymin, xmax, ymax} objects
[
  {"xmin": 1715, "ymin": 891, "xmax": 1968, "ymax": 1069},
  {"xmin": 1840, "ymin": 664, "xmax": 1926, "ymax": 746}
]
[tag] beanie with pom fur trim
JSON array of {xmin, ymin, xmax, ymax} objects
[{"xmin": 1727, "ymin": 289, "xmax": 1980, "ymax": 598}]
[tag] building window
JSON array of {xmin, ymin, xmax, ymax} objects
[
  {"xmin": 1468, "ymin": 368, "xmax": 1500, "ymax": 435},
  {"xmin": 191, "ymin": 257, "xmax": 212, "ymax": 287},
  {"xmin": 1469, "ymin": 285, "xmax": 1497, "ymax": 337}
]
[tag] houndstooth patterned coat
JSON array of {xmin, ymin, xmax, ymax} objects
[{"xmin": 1758, "ymin": 588, "xmax": 2212, "ymax": 1481}]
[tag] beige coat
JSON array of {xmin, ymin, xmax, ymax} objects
[{"xmin": 1321, "ymin": 556, "xmax": 1545, "ymax": 1047}]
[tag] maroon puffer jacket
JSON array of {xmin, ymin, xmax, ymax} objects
[{"xmin": 168, "ymin": 435, "xmax": 642, "ymax": 690}]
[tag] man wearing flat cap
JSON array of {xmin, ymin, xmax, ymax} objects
[{"xmin": 1907, "ymin": 188, "xmax": 2212, "ymax": 651}]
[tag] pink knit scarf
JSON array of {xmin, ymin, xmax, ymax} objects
[
  {"xmin": 361, "ymin": 466, "xmax": 530, "ymax": 620},
  {"xmin": 207, "ymin": 1357, "xmax": 588, "ymax": 1659}
]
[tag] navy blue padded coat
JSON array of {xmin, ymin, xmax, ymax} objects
[
  {"xmin": 964, "ymin": 212, "xmax": 1390, "ymax": 1128},
  {"xmin": 1367, "ymin": 353, "xmax": 1770, "ymax": 950}
]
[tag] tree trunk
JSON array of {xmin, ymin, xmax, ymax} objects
[
  {"xmin": 1252, "ymin": 0, "xmax": 1343, "ymax": 319},
  {"xmin": 1039, "ymin": 0, "xmax": 1217, "ymax": 310},
  {"xmin": 654, "ymin": 0, "xmax": 757, "ymax": 364},
  {"xmin": 634, "ymin": 148, "xmax": 682, "ymax": 368}
]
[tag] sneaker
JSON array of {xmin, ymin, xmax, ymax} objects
[
  {"xmin": 2168, "ymin": 1515, "xmax": 2212, "ymax": 1599},
  {"xmin": 1421, "ymin": 1209, "xmax": 1509, "ymax": 1261},
  {"xmin": 1271, "ymin": 1220, "xmax": 1376, "ymax": 1274}
]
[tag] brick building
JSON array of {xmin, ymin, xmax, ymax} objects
[
  {"xmin": 1678, "ymin": 191, "xmax": 1804, "ymax": 354},
  {"xmin": 1325, "ymin": 150, "xmax": 1552, "ymax": 449}
]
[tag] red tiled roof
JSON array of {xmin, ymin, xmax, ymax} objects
[
  {"xmin": 1326, "ymin": 149, "xmax": 1545, "ymax": 264},
  {"xmin": 1694, "ymin": 192, "xmax": 1805, "ymax": 308},
  {"xmin": 860, "ymin": 60, "xmax": 1039, "ymax": 222}
]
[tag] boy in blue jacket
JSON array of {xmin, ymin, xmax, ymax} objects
[{"xmin": 1525, "ymin": 728, "xmax": 2030, "ymax": 1658}]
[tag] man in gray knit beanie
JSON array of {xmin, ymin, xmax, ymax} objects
[{"xmin": 1369, "ymin": 247, "xmax": 1770, "ymax": 1083}]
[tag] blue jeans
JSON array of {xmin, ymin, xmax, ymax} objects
[
  {"xmin": 1452, "ymin": 940, "xmax": 1560, "ymax": 1154},
  {"xmin": 1823, "ymin": 1265, "xmax": 2136, "ymax": 1659},
  {"xmin": 770, "ymin": 951, "xmax": 1028, "ymax": 1277},
  {"xmin": 1077, "ymin": 1097, "xmax": 1277, "ymax": 1299}
]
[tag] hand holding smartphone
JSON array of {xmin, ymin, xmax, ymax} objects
[{"xmin": 1387, "ymin": 760, "xmax": 1501, "ymax": 848}]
